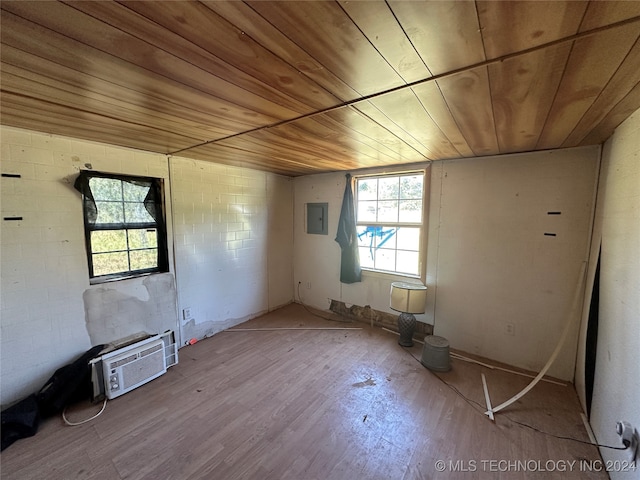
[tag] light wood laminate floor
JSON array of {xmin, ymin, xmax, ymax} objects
[{"xmin": 0, "ymin": 304, "xmax": 608, "ymax": 479}]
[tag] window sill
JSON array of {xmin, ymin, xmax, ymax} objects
[{"xmin": 89, "ymin": 270, "xmax": 162, "ymax": 285}]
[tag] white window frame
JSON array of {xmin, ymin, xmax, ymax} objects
[{"xmin": 354, "ymin": 170, "xmax": 426, "ymax": 278}]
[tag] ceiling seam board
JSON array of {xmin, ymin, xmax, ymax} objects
[{"xmin": 172, "ymin": 14, "xmax": 640, "ymax": 156}]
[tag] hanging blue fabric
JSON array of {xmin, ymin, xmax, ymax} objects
[{"xmin": 335, "ymin": 173, "xmax": 362, "ymax": 283}]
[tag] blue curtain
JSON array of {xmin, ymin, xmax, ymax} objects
[{"xmin": 335, "ymin": 173, "xmax": 361, "ymax": 283}]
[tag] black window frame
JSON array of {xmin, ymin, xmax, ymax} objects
[{"xmin": 74, "ymin": 171, "xmax": 169, "ymax": 283}]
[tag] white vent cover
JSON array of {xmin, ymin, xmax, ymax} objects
[
  {"xmin": 160, "ymin": 330, "xmax": 178, "ymax": 368},
  {"xmin": 101, "ymin": 337, "xmax": 166, "ymax": 399}
]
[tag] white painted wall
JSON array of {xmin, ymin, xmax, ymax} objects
[
  {"xmin": 267, "ymin": 174, "xmax": 295, "ymax": 310},
  {"xmin": 292, "ymin": 170, "xmax": 430, "ymax": 321},
  {"xmin": 293, "ymin": 147, "xmax": 599, "ymax": 381},
  {"xmin": 0, "ymin": 126, "xmax": 294, "ymax": 406},
  {"xmin": 429, "ymin": 148, "xmax": 599, "ymax": 381},
  {"xmin": 582, "ymin": 109, "xmax": 639, "ymax": 480}
]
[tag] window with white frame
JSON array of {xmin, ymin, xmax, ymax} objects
[
  {"xmin": 75, "ymin": 171, "xmax": 169, "ymax": 283},
  {"xmin": 355, "ymin": 172, "xmax": 425, "ymax": 276}
]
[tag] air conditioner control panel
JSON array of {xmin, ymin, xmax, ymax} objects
[{"xmin": 109, "ymin": 371, "xmax": 120, "ymax": 392}]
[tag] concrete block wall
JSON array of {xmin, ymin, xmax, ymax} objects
[
  {"xmin": 0, "ymin": 126, "xmax": 173, "ymax": 406},
  {"xmin": 170, "ymin": 156, "xmax": 293, "ymax": 341},
  {"xmin": 0, "ymin": 126, "xmax": 294, "ymax": 406}
]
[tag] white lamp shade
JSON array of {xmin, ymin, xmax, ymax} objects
[{"xmin": 390, "ymin": 282, "xmax": 427, "ymax": 314}]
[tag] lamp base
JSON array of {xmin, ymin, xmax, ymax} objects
[{"xmin": 397, "ymin": 312, "xmax": 417, "ymax": 347}]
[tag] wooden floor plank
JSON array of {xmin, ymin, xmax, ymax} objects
[{"xmin": 0, "ymin": 304, "xmax": 606, "ymax": 480}]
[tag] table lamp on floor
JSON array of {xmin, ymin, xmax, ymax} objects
[{"xmin": 390, "ymin": 281, "xmax": 428, "ymax": 347}]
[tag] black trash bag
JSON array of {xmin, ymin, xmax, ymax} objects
[
  {"xmin": 36, "ymin": 344, "xmax": 106, "ymax": 418},
  {"xmin": 1, "ymin": 394, "xmax": 39, "ymax": 451}
]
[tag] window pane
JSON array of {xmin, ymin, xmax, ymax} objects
[
  {"xmin": 378, "ymin": 177, "xmax": 399, "ymax": 200},
  {"xmin": 128, "ymin": 229, "xmax": 158, "ymax": 249},
  {"xmin": 377, "ymin": 200, "xmax": 398, "ymax": 222},
  {"xmin": 130, "ymin": 249, "xmax": 157, "ymax": 271},
  {"xmin": 357, "ymin": 178, "xmax": 377, "ymax": 201},
  {"xmin": 399, "ymin": 200, "xmax": 422, "ymax": 222},
  {"xmin": 400, "ymin": 175, "xmax": 423, "ymax": 199},
  {"xmin": 91, "ymin": 230, "xmax": 127, "ymax": 253},
  {"xmin": 90, "ymin": 178, "xmax": 122, "ymax": 201},
  {"xmin": 358, "ymin": 246, "xmax": 374, "ymax": 268},
  {"xmin": 396, "ymin": 227, "xmax": 420, "ymax": 251},
  {"xmin": 95, "ymin": 201, "xmax": 124, "ymax": 224},
  {"xmin": 396, "ymin": 250, "xmax": 420, "ymax": 275},
  {"xmin": 122, "ymin": 181, "xmax": 150, "ymax": 202},
  {"xmin": 357, "ymin": 201, "xmax": 377, "ymax": 222},
  {"xmin": 92, "ymin": 252, "xmax": 129, "ymax": 276},
  {"xmin": 124, "ymin": 202, "xmax": 155, "ymax": 223},
  {"xmin": 374, "ymin": 226, "xmax": 396, "ymax": 249},
  {"xmin": 375, "ymin": 248, "xmax": 396, "ymax": 271},
  {"xmin": 357, "ymin": 226, "xmax": 373, "ymax": 248}
]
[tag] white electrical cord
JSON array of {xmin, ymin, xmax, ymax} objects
[
  {"xmin": 401, "ymin": 346, "xmax": 628, "ymax": 451},
  {"xmin": 62, "ymin": 398, "xmax": 108, "ymax": 426},
  {"xmin": 486, "ymin": 261, "xmax": 587, "ymax": 417}
]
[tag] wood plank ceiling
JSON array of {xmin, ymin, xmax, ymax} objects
[{"xmin": 1, "ymin": 1, "xmax": 639, "ymax": 176}]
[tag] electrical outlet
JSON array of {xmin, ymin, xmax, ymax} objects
[
  {"xmin": 183, "ymin": 307, "xmax": 193, "ymax": 320},
  {"xmin": 617, "ymin": 421, "xmax": 639, "ymax": 462},
  {"xmin": 306, "ymin": 282, "xmax": 311, "ymax": 289},
  {"xmin": 505, "ymin": 323, "xmax": 515, "ymax": 336}
]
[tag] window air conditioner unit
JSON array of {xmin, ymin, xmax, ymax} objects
[
  {"xmin": 101, "ymin": 336, "xmax": 166, "ymax": 400},
  {"xmin": 90, "ymin": 330, "xmax": 178, "ymax": 401}
]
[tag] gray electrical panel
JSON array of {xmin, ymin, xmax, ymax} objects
[{"xmin": 307, "ymin": 203, "xmax": 328, "ymax": 235}]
